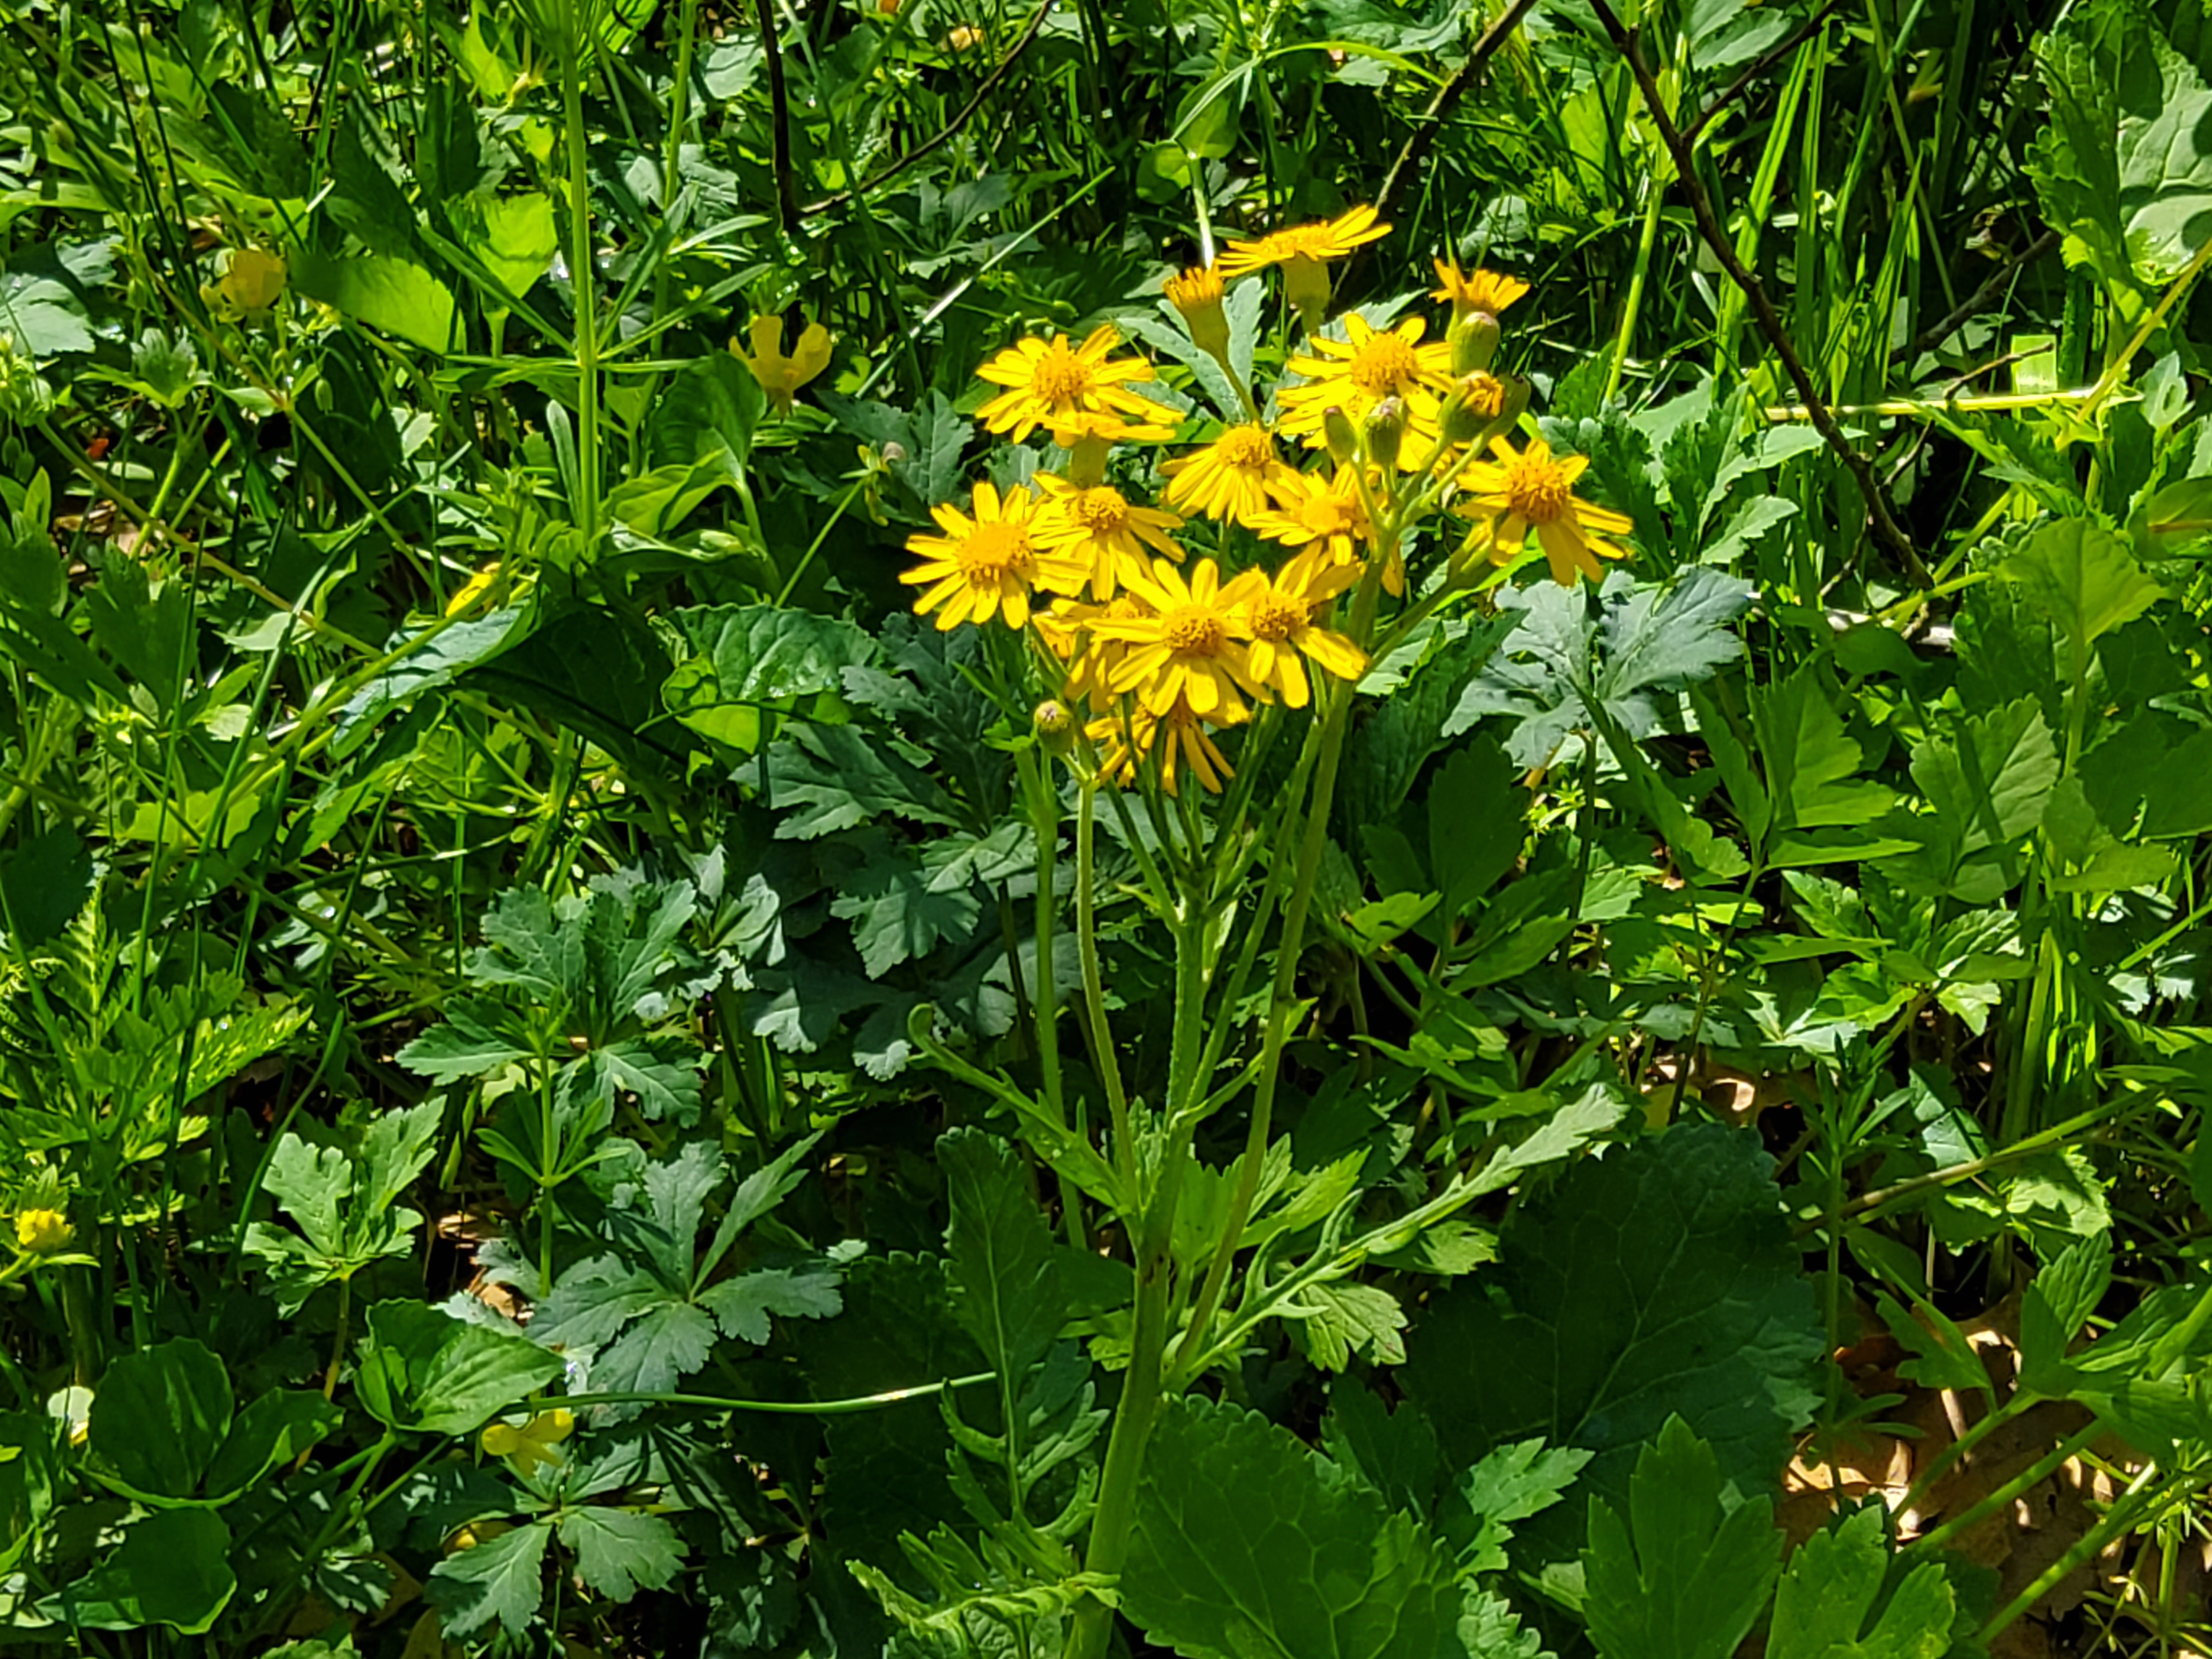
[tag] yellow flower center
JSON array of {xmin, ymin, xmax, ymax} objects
[
  {"xmin": 1349, "ymin": 331, "xmax": 1422, "ymax": 395},
  {"xmin": 1216, "ymin": 427, "xmax": 1275, "ymax": 471},
  {"xmin": 1501, "ymin": 454, "xmax": 1574, "ymax": 525},
  {"xmin": 1303, "ymin": 496, "xmax": 1363, "ymax": 537},
  {"xmin": 1249, "ymin": 595, "xmax": 1306, "ymax": 642},
  {"xmin": 960, "ymin": 519, "xmax": 1034, "ymax": 580},
  {"xmin": 1072, "ymin": 488, "xmax": 1129, "ymax": 533},
  {"xmin": 1164, "ymin": 605, "xmax": 1229, "ymax": 654},
  {"xmin": 1029, "ymin": 342, "xmax": 1093, "ymax": 404}
]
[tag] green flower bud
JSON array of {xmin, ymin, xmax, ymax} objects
[
  {"xmin": 1363, "ymin": 396, "xmax": 1405, "ymax": 470},
  {"xmin": 1033, "ymin": 699, "xmax": 1076, "ymax": 753},
  {"xmin": 1322, "ymin": 406, "xmax": 1361, "ymax": 467},
  {"xmin": 1449, "ymin": 310, "xmax": 1501, "ymax": 376}
]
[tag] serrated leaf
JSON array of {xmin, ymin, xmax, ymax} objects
[
  {"xmin": 830, "ymin": 850, "xmax": 984, "ymax": 975},
  {"xmin": 426, "ymin": 1518, "xmax": 552, "ymax": 1638},
  {"xmin": 1769, "ymin": 1505, "xmax": 1953, "ymax": 1659},
  {"xmin": 557, "ymin": 1507, "xmax": 686, "ymax": 1602},
  {"xmin": 1124, "ymin": 1396, "xmax": 1468, "ymax": 1659},
  {"xmin": 1455, "ymin": 1438, "xmax": 1595, "ymax": 1574},
  {"xmin": 698, "ymin": 1264, "xmax": 843, "ymax": 1344},
  {"xmin": 2002, "ymin": 518, "xmax": 2164, "ymax": 649},
  {"xmin": 666, "ymin": 604, "xmax": 879, "ymax": 714},
  {"xmin": 395, "ymin": 999, "xmax": 531, "ymax": 1080},
  {"xmin": 2020, "ymin": 1234, "xmax": 2114, "ymax": 1395},
  {"xmin": 1583, "ymin": 1416, "xmax": 1781, "ymax": 1659},
  {"xmin": 765, "ymin": 723, "xmax": 961, "ymax": 839},
  {"xmin": 1322, "ymin": 1384, "xmax": 1440, "ymax": 1516},
  {"xmin": 941, "ymin": 1130, "xmax": 1067, "ymax": 1377},
  {"xmin": 1401, "ymin": 1123, "xmax": 1821, "ymax": 1563}
]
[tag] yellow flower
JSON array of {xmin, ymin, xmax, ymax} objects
[
  {"xmin": 481, "ymin": 1409, "xmax": 574, "ymax": 1473},
  {"xmin": 1431, "ymin": 259, "xmax": 1530, "ymax": 322},
  {"xmin": 1092, "ymin": 557, "xmax": 1260, "ymax": 720},
  {"xmin": 1160, "ymin": 423, "xmax": 1296, "ymax": 523},
  {"xmin": 1032, "ymin": 474, "xmax": 1184, "ymax": 599},
  {"xmin": 1223, "ymin": 547, "xmax": 1367, "ymax": 708},
  {"xmin": 1458, "ymin": 437, "xmax": 1635, "ymax": 587},
  {"xmin": 1217, "ymin": 205, "xmax": 1389, "ymax": 278},
  {"xmin": 1042, "ymin": 591, "xmax": 1155, "ymax": 712},
  {"xmin": 733, "ymin": 312, "xmax": 833, "ymax": 413},
  {"xmin": 1279, "ymin": 313, "xmax": 1452, "ymax": 467},
  {"xmin": 1163, "ymin": 264, "xmax": 1231, "ymax": 358},
  {"xmin": 13, "ymin": 1208, "xmax": 71, "ymax": 1254},
  {"xmin": 445, "ymin": 561, "xmax": 501, "ymax": 617},
  {"xmin": 975, "ymin": 325, "xmax": 1157, "ymax": 442},
  {"xmin": 1086, "ymin": 696, "xmax": 1243, "ymax": 796},
  {"xmin": 1245, "ymin": 468, "xmax": 1404, "ymax": 595},
  {"xmin": 1043, "ymin": 406, "xmax": 1182, "ymax": 450},
  {"xmin": 900, "ymin": 480, "xmax": 1085, "ymax": 631}
]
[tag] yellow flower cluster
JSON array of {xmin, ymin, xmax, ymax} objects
[{"xmin": 899, "ymin": 211, "xmax": 1635, "ymax": 794}]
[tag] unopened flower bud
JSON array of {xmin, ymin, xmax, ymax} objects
[
  {"xmin": 1283, "ymin": 254, "xmax": 1331, "ymax": 330},
  {"xmin": 1322, "ymin": 406, "xmax": 1360, "ymax": 467},
  {"xmin": 1449, "ymin": 310, "xmax": 1501, "ymax": 375},
  {"xmin": 1363, "ymin": 397, "xmax": 1405, "ymax": 470},
  {"xmin": 1163, "ymin": 265, "xmax": 1231, "ymax": 362},
  {"xmin": 1441, "ymin": 371, "xmax": 1527, "ymax": 445},
  {"xmin": 880, "ymin": 440, "xmax": 908, "ymax": 467},
  {"xmin": 1033, "ymin": 699, "xmax": 1076, "ymax": 753}
]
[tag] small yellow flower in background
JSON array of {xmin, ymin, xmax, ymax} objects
[
  {"xmin": 1223, "ymin": 547, "xmax": 1367, "ymax": 708},
  {"xmin": 1431, "ymin": 259, "xmax": 1530, "ymax": 324},
  {"xmin": 1217, "ymin": 205, "xmax": 1389, "ymax": 278},
  {"xmin": 1160, "ymin": 423, "xmax": 1296, "ymax": 523},
  {"xmin": 1088, "ymin": 697, "xmax": 1243, "ymax": 796},
  {"xmin": 14, "ymin": 1209, "xmax": 71, "ymax": 1254},
  {"xmin": 1219, "ymin": 205, "xmax": 1388, "ymax": 320},
  {"xmin": 200, "ymin": 248, "xmax": 287, "ymax": 320},
  {"xmin": 1032, "ymin": 474, "xmax": 1183, "ymax": 599},
  {"xmin": 1279, "ymin": 313, "xmax": 1452, "ymax": 466},
  {"xmin": 1092, "ymin": 557, "xmax": 1258, "ymax": 720},
  {"xmin": 975, "ymin": 325, "xmax": 1157, "ymax": 443},
  {"xmin": 1458, "ymin": 436, "xmax": 1635, "ymax": 587},
  {"xmin": 1162, "ymin": 264, "xmax": 1231, "ymax": 360},
  {"xmin": 481, "ymin": 1408, "xmax": 574, "ymax": 1472},
  {"xmin": 445, "ymin": 561, "xmax": 501, "ymax": 617},
  {"xmin": 1246, "ymin": 468, "xmax": 1403, "ymax": 592},
  {"xmin": 900, "ymin": 480, "xmax": 1085, "ymax": 631},
  {"xmin": 1043, "ymin": 407, "xmax": 1182, "ymax": 450},
  {"xmin": 731, "ymin": 312, "xmax": 833, "ymax": 414}
]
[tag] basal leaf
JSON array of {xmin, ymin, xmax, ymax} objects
[
  {"xmin": 1400, "ymin": 1123, "xmax": 1821, "ymax": 1563},
  {"xmin": 697, "ymin": 1263, "xmax": 843, "ymax": 1344},
  {"xmin": 764, "ymin": 724, "xmax": 960, "ymax": 839},
  {"xmin": 356, "ymin": 1301, "xmax": 564, "ymax": 1435},
  {"xmin": 1583, "ymin": 1416, "xmax": 1780, "ymax": 1659},
  {"xmin": 1124, "ymin": 1396, "xmax": 1467, "ymax": 1659},
  {"xmin": 87, "ymin": 1339, "xmax": 233, "ymax": 1504}
]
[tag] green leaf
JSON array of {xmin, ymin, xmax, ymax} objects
[
  {"xmin": 1321, "ymin": 1383, "xmax": 1440, "ymax": 1516},
  {"xmin": 447, "ymin": 191, "xmax": 559, "ymax": 301},
  {"xmin": 335, "ymin": 608, "xmax": 527, "ymax": 753},
  {"xmin": 356, "ymin": 1301, "xmax": 564, "ymax": 1435},
  {"xmin": 666, "ymin": 605, "xmax": 879, "ymax": 735},
  {"xmin": 1583, "ymin": 1416, "xmax": 1781, "ymax": 1659},
  {"xmin": 69, "ymin": 1508, "xmax": 237, "ymax": 1633},
  {"xmin": 2028, "ymin": 8, "xmax": 2212, "ymax": 303},
  {"xmin": 557, "ymin": 1507, "xmax": 686, "ymax": 1601},
  {"xmin": 427, "ymin": 1516, "xmax": 553, "ymax": 1638},
  {"xmin": 1124, "ymin": 1396, "xmax": 1468, "ymax": 1659},
  {"xmin": 2002, "ymin": 518, "xmax": 2164, "ymax": 649},
  {"xmin": 2020, "ymin": 1234, "xmax": 2114, "ymax": 1395},
  {"xmin": 829, "ymin": 847, "xmax": 983, "ymax": 976},
  {"xmin": 1900, "ymin": 697, "xmax": 2060, "ymax": 902},
  {"xmin": 1401, "ymin": 1123, "xmax": 1821, "ymax": 1563},
  {"xmin": 1746, "ymin": 667, "xmax": 1904, "ymax": 863},
  {"xmin": 0, "ymin": 825, "xmax": 94, "ymax": 948},
  {"xmin": 697, "ymin": 1263, "xmax": 843, "ymax": 1343},
  {"xmin": 84, "ymin": 557, "xmax": 194, "ymax": 709},
  {"xmin": 941, "ymin": 1130, "xmax": 1068, "ymax": 1377},
  {"xmin": 201, "ymin": 1388, "xmax": 343, "ymax": 1503},
  {"xmin": 0, "ymin": 1410, "xmax": 58, "ymax": 1574},
  {"xmin": 766, "ymin": 723, "xmax": 961, "ymax": 839},
  {"xmin": 1454, "ymin": 1438, "xmax": 1595, "ymax": 1575},
  {"xmin": 1429, "ymin": 737, "xmax": 1526, "ymax": 918},
  {"xmin": 290, "ymin": 248, "xmax": 459, "ymax": 353},
  {"xmin": 395, "ymin": 998, "xmax": 531, "ymax": 1080},
  {"xmin": 0, "ymin": 240, "xmax": 111, "ymax": 355},
  {"xmin": 1769, "ymin": 1505, "xmax": 1954, "ymax": 1659},
  {"xmin": 88, "ymin": 1338, "xmax": 233, "ymax": 1504}
]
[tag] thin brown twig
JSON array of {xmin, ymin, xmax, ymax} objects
[
  {"xmin": 755, "ymin": 0, "xmax": 800, "ymax": 231},
  {"xmin": 800, "ymin": 0, "xmax": 1056, "ymax": 217},
  {"xmin": 1589, "ymin": 0, "xmax": 1932, "ymax": 589},
  {"xmin": 1891, "ymin": 228, "xmax": 2061, "ymax": 364},
  {"xmin": 1372, "ymin": 0, "xmax": 1537, "ymax": 222},
  {"xmin": 1680, "ymin": 0, "xmax": 1845, "ymax": 147}
]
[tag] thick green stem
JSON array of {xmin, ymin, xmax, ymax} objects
[{"xmin": 1076, "ymin": 776, "xmax": 1134, "ymax": 1171}]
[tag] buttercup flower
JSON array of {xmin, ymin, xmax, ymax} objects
[
  {"xmin": 482, "ymin": 1408, "xmax": 574, "ymax": 1473},
  {"xmin": 901, "ymin": 480, "xmax": 1086, "ymax": 630},
  {"xmin": 1224, "ymin": 547, "xmax": 1367, "ymax": 708},
  {"xmin": 732, "ymin": 312, "xmax": 833, "ymax": 413},
  {"xmin": 1280, "ymin": 313, "xmax": 1452, "ymax": 466},
  {"xmin": 1092, "ymin": 557, "xmax": 1258, "ymax": 719},
  {"xmin": 1032, "ymin": 474, "xmax": 1184, "ymax": 599},
  {"xmin": 1458, "ymin": 436, "xmax": 1635, "ymax": 587},
  {"xmin": 975, "ymin": 325, "xmax": 1157, "ymax": 442},
  {"xmin": 1431, "ymin": 259, "xmax": 1530, "ymax": 323},
  {"xmin": 13, "ymin": 1209, "xmax": 70, "ymax": 1254},
  {"xmin": 1160, "ymin": 423, "xmax": 1296, "ymax": 522}
]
